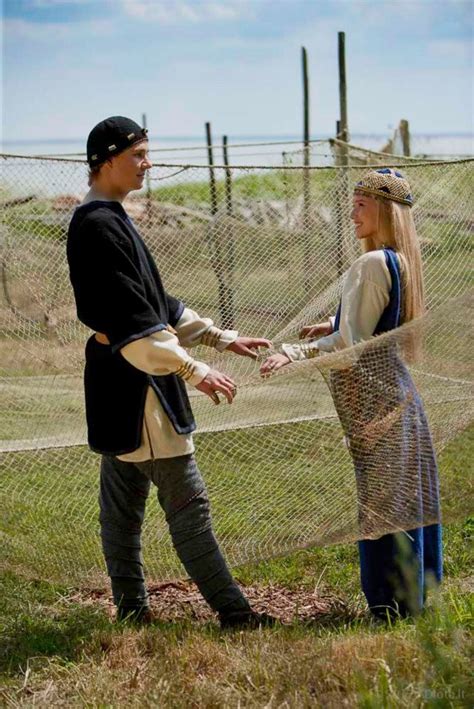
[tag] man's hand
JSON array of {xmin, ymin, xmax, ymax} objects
[
  {"xmin": 260, "ymin": 353, "xmax": 291, "ymax": 376},
  {"xmin": 299, "ymin": 321, "xmax": 333, "ymax": 340},
  {"xmin": 225, "ymin": 337, "xmax": 272, "ymax": 360},
  {"xmin": 196, "ymin": 368, "xmax": 237, "ymax": 404}
]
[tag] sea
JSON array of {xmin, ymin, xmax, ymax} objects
[{"xmin": 2, "ymin": 134, "xmax": 473, "ymax": 198}]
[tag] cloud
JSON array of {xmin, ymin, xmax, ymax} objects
[
  {"xmin": 120, "ymin": 0, "xmax": 251, "ymax": 23},
  {"xmin": 428, "ymin": 38, "xmax": 472, "ymax": 63},
  {"xmin": 5, "ymin": 18, "xmax": 75, "ymax": 38},
  {"xmin": 30, "ymin": 0, "xmax": 99, "ymax": 5},
  {"xmin": 4, "ymin": 17, "xmax": 114, "ymax": 40}
]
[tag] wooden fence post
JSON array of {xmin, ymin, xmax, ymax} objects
[
  {"xmin": 400, "ymin": 119, "xmax": 411, "ymax": 157},
  {"xmin": 338, "ymin": 32, "xmax": 349, "ymax": 144},
  {"xmin": 336, "ymin": 32, "xmax": 351, "ymax": 277},
  {"xmin": 204, "ymin": 123, "xmax": 235, "ymax": 327},
  {"xmin": 205, "ymin": 122, "xmax": 218, "ymax": 216},
  {"xmin": 301, "ymin": 46, "xmax": 312, "ymax": 292},
  {"xmin": 223, "ymin": 135, "xmax": 233, "ymax": 216},
  {"xmin": 222, "ymin": 135, "xmax": 235, "ymax": 328},
  {"xmin": 142, "ymin": 113, "xmax": 152, "ymax": 228}
]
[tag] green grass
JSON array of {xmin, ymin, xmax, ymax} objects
[
  {"xmin": 0, "ymin": 516, "xmax": 472, "ymax": 706},
  {"xmin": 2, "ymin": 424, "xmax": 471, "ymax": 586},
  {"xmin": 1, "ymin": 163, "xmax": 471, "ymax": 350},
  {"xmin": 0, "ymin": 419, "xmax": 354, "ymax": 584},
  {"xmin": 149, "ymin": 168, "xmax": 337, "ymax": 204},
  {"xmin": 0, "ymin": 418, "xmax": 472, "ymax": 706}
]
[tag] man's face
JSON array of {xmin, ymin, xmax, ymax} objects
[{"xmin": 107, "ymin": 141, "xmax": 152, "ymax": 193}]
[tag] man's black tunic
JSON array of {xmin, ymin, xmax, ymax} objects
[{"xmin": 67, "ymin": 200, "xmax": 196, "ymax": 455}]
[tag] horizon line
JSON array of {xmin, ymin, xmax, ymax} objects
[{"xmin": 3, "ymin": 131, "xmax": 474, "ymax": 145}]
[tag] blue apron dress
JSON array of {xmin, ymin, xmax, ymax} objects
[{"xmin": 330, "ymin": 248, "xmax": 443, "ymax": 618}]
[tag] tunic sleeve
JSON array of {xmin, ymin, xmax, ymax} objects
[
  {"xmin": 281, "ymin": 251, "xmax": 391, "ymax": 360},
  {"xmin": 166, "ymin": 294, "xmax": 185, "ymax": 327},
  {"xmin": 174, "ymin": 307, "xmax": 239, "ymax": 351},
  {"xmin": 120, "ymin": 330, "xmax": 210, "ymax": 387},
  {"xmin": 68, "ymin": 213, "xmax": 167, "ymax": 352}
]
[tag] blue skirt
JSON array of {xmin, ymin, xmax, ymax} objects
[{"xmin": 330, "ymin": 344, "xmax": 443, "ymax": 617}]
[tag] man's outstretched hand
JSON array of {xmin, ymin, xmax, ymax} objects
[
  {"xmin": 196, "ymin": 369, "xmax": 237, "ymax": 404},
  {"xmin": 225, "ymin": 337, "xmax": 272, "ymax": 360}
]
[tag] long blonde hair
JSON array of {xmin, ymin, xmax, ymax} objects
[{"xmin": 359, "ymin": 195, "xmax": 425, "ymax": 358}]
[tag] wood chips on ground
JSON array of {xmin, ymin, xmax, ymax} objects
[{"xmin": 75, "ymin": 580, "xmax": 358, "ymax": 626}]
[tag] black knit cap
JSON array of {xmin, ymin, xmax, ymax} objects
[{"xmin": 87, "ymin": 116, "xmax": 148, "ymax": 167}]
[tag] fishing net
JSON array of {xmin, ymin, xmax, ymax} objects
[{"xmin": 1, "ymin": 144, "xmax": 472, "ymax": 584}]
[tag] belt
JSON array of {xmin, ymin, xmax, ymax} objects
[
  {"xmin": 94, "ymin": 324, "xmax": 177, "ymax": 347},
  {"xmin": 95, "ymin": 332, "xmax": 110, "ymax": 345}
]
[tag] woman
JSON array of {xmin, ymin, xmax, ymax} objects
[{"xmin": 261, "ymin": 168, "xmax": 443, "ymax": 620}]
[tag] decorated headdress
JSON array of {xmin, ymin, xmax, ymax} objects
[{"xmin": 355, "ymin": 168, "xmax": 413, "ymax": 207}]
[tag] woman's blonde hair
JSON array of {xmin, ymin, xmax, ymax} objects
[{"xmin": 358, "ymin": 193, "xmax": 425, "ymax": 359}]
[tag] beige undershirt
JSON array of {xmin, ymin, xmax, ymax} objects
[{"xmin": 117, "ymin": 309, "xmax": 238, "ymax": 462}]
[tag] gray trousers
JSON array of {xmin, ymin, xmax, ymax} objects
[{"xmin": 99, "ymin": 454, "xmax": 250, "ymax": 614}]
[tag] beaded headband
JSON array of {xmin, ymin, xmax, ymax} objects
[{"xmin": 355, "ymin": 168, "xmax": 413, "ymax": 207}]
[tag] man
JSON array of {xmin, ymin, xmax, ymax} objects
[{"xmin": 67, "ymin": 116, "xmax": 273, "ymax": 628}]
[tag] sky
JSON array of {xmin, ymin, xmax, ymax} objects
[{"xmin": 2, "ymin": 0, "xmax": 473, "ymax": 142}]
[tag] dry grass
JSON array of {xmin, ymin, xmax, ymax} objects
[
  {"xmin": 2, "ymin": 603, "xmax": 471, "ymax": 708},
  {"xmin": 1, "ymin": 521, "xmax": 472, "ymax": 709}
]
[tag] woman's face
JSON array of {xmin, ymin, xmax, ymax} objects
[{"xmin": 351, "ymin": 193, "xmax": 379, "ymax": 240}]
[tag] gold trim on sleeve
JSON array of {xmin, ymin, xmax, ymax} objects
[
  {"xmin": 175, "ymin": 361, "xmax": 197, "ymax": 381},
  {"xmin": 300, "ymin": 343, "xmax": 318, "ymax": 359},
  {"xmin": 201, "ymin": 327, "xmax": 222, "ymax": 348}
]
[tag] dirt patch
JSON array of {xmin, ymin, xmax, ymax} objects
[{"xmin": 73, "ymin": 579, "xmax": 358, "ymax": 626}]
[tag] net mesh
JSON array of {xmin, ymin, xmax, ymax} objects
[{"xmin": 1, "ymin": 143, "xmax": 473, "ymax": 586}]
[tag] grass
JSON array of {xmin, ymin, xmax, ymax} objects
[
  {"xmin": 1, "ymin": 161, "xmax": 471, "ymax": 361},
  {"xmin": 0, "ymin": 516, "xmax": 472, "ymax": 707},
  {"xmin": 0, "ymin": 418, "xmax": 354, "ymax": 583},
  {"xmin": 2, "ymin": 423, "xmax": 472, "ymax": 585},
  {"xmin": 140, "ymin": 167, "xmax": 338, "ymax": 205},
  {"xmin": 0, "ymin": 427, "xmax": 473, "ymax": 705}
]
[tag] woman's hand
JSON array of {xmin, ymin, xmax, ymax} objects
[
  {"xmin": 260, "ymin": 353, "xmax": 291, "ymax": 377},
  {"xmin": 299, "ymin": 321, "xmax": 332, "ymax": 340}
]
